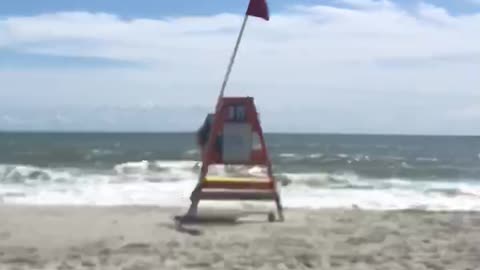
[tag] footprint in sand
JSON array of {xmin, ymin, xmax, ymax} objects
[
  {"xmin": 81, "ymin": 260, "xmax": 96, "ymax": 268},
  {"xmin": 0, "ymin": 246, "xmax": 41, "ymax": 268},
  {"xmin": 2, "ymin": 255, "xmax": 42, "ymax": 269},
  {"xmin": 57, "ymin": 261, "xmax": 75, "ymax": 270},
  {"xmin": 66, "ymin": 253, "xmax": 82, "ymax": 260},
  {"xmin": 118, "ymin": 243, "xmax": 153, "ymax": 254}
]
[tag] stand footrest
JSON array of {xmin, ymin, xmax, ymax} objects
[
  {"xmin": 201, "ymin": 177, "xmax": 273, "ymax": 190},
  {"xmin": 197, "ymin": 190, "xmax": 277, "ymax": 200}
]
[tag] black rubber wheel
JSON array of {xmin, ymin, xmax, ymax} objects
[{"xmin": 267, "ymin": 212, "xmax": 275, "ymax": 222}]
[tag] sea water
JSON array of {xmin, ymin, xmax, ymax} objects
[{"xmin": 1, "ymin": 132, "xmax": 479, "ymax": 211}]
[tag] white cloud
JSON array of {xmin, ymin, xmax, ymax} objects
[
  {"xmin": 0, "ymin": 1, "xmax": 479, "ymax": 134},
  {"xmin": 336, "ymin": 0, "xmax": 395, "ymax": 9},
  {"xmin": 1, "ymin": 115, "xmax": 22, "ymax": 124}
]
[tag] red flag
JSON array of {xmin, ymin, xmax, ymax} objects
[{"xmin": 246, "ymin": 0, "xmax": 270, "ymax": 21}]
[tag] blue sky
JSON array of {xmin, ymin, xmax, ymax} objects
[
  {"xmin": 1, "ymin": 0, "xmax": 479, "ymax": 17},
  {"xmin": 1, "ymin": 0, "xmax": 480, "ymax": 134}
]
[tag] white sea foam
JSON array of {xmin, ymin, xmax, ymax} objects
[
  {"xmin": 114, "ymin": 160, "xmax": 149, "ymax": 175},
  {"xmin": 416, "ymin": 157, "xmax": 439, "ymax": 162},
  {"xmin": 279, "ymin": 153, "xmax": 299, "ymax": 158},
  {"xmin": 308, "ymin": 153, "xmax": 324, "ymax": 159},
  {"xmin": 1, "ymin": 161, "xmax": 480, "ymax": 211}
]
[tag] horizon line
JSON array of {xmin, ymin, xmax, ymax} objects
[{"xmin": 0, "ymin": 129, "xmax": 478, "ymax": 137}]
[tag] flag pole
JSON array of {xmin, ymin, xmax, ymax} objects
[{"xmin": 216, "ymin": 14, "xmax": 249, "ymax": 109}]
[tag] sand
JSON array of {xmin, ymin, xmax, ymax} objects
[{"xmin": 1, "ymin": 205, "xmax": 480, "ymax": 270}]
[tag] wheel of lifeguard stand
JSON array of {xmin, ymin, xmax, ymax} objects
[{"xmin": 267, "ymin": 212, "xmax": 275, "ymax": 222}]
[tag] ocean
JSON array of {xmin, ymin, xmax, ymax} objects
[{"xmin": 1, "ymin": 132, "xmax": 480, "ymax": 211}]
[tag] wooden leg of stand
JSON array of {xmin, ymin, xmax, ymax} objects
[
  {"xmin": 175, "ymin": 184, "xmax": 201, "ymax": 223},
  {"xmin": 186, "ymin": 184, "xmax": 201, "ymax": 217},
  {"xmin": 275, "ymin": 194, "xmax": 285, "ymax": 222}
]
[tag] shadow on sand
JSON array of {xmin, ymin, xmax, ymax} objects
[{"xmin": 169, "ymin": 214, "xmax": 275, "ymax": 236}]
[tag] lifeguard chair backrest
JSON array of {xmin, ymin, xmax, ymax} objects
[{"xmin": 215, "ymin": 97, "xmax": 266, "ymax": 164}]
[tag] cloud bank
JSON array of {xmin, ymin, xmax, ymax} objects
[{"xmin": 0, "ymin": 0, "xmax": 479, "ymax": 134}]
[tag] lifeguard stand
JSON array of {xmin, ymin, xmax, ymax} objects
[{"xmin": 177, "ymin": 96, "xmax": 284, "ymax": 222}]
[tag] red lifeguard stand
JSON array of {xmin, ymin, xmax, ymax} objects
[{"xmin": 176, "ymin": 96, "xmax": 284, "ymax": 223}]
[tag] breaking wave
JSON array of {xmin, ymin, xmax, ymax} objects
[{"xmin": 1, "ymin": 160, "xmax": 480, "ymax": 211}]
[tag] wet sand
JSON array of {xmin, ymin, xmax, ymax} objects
[{"xmin": 1, "ymin": 205, "xmax": 479, "ymax": 269}]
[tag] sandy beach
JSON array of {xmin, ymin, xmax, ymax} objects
[{"xmin": 1, "ymin": 205, "xmax": 479, "ymax": 270}]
